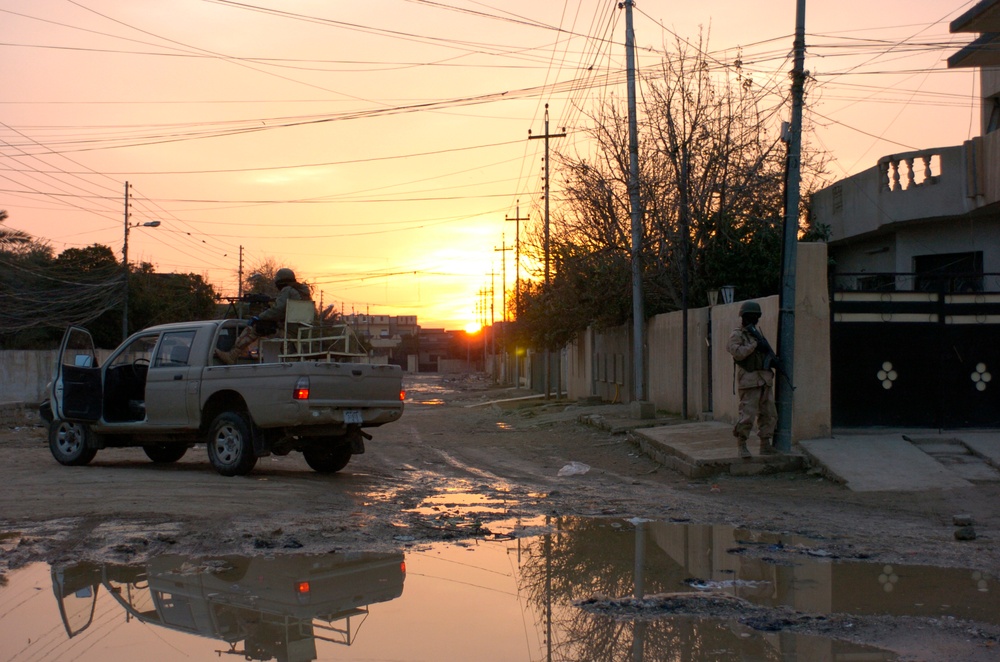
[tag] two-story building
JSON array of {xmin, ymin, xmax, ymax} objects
[{"xmin": 809, "ymin": 0, "xmax": 1000, "ymax": 428}]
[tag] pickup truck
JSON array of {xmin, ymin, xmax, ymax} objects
[{"xmin": 43, "ymin": 319, "xmax": 405, "ymax": 476}]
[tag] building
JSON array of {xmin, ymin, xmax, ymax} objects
[{"xmin": 808, "ymin": 0, "xmax": 1000, "ymax": 428}]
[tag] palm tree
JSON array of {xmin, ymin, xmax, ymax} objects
[{"xmin": 0, "ymin": 210, "xmax": 32, "ymax": 249}]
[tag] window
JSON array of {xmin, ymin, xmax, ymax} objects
[
  {"xmin": 914, "ymin": 252, "xmax": 983, "ymax": 293},
  {"xmin": 154, "ymin": 330, "xmax": 197, "ymax": 367},
  {"xmin": 109, "ymin": 334, "xmax": 159, "ymax": 369}
]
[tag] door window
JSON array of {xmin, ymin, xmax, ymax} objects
[{"xmin": 154, "ymin": 331, "xmax": 196, "ymax": 367}]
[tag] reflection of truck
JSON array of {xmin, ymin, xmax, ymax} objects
[
  {"xmin": 43, "ymin": 320, "xmax": 405, "ymax": 476},
  {"xmin": 52, "ymin": 551, "xmax": 406, "ymax": 662}
]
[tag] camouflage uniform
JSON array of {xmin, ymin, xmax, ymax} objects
[
  {"xmin": 727, "ymin": 324, "xmax": 778, "ymax": 456},
  {"xmin": 216, "ymin": 271, "xmax": 312, "ymax": 365}
]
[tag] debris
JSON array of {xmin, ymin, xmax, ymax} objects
[
  {"xmin": 953, "ymin": 514, "xmax": 975, "ymax": 527},
  {"xmin": 557, "ymin": 461, "xmax": 591, "ymax": 477},
  {"xmin": 955, "ymin": 526, "xmax": 977, "ymax": 541}
]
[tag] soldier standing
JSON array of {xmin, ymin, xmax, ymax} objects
[{"xmin": 726, "ymin": 300, "xmax": 779, "ymax": 459}]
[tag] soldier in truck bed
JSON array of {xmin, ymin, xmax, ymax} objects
[{"xmin": 215, "ymin": 268, "xmax": 312, "ymax": 365}]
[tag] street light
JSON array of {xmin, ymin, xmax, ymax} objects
[{"xmin": 122, "ymin": 219, "xmax": 161, "ymax": 341}]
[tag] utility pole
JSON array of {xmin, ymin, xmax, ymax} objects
[
  {"xmin": 489, "ymin": 271, "xmax": 497, "ymax": 383},
  {"xmin": 121, "ymin": 181, "xmax": 131, "ymax": 342},
  {"xmin": 237, "ymin": 245, "xmax": 244, "ymax": 318},
  {"xmin": 776, "ymin": 0, "xmax": 807, "ymax": 453},
  {"xmin": 506, "ymin": 202, "xmax": 529, "ymax": 390},
  {"xmin": 495, "ymin": 239, "xmax": 512, "ymax": 385},
  {"xmin": 529, "ymin": 104, "xmax": 566, "ymax": 398},
  {"xmin": 505, "ymin": 202, "xmax": 528, "ymax": 316},
  {"xmin": 623, "ymin": 0, "xmax": 647, "ymax": 405}
]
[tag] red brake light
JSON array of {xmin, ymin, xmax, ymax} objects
[
  {"xmin": 399, "ymin": 389, "xmax": 406, "ymax": 401},
  {"xmin": 400, "ymin": 561, "xmax": 406, "ymax": 575},
  {"xmin": 294, "ymin": 376, "xmax": 310, "ymax": 400},
  {"xmin": 296, "ymin": 581, "xmax": 310, "ymax": 594}
]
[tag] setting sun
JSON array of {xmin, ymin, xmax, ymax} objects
[{"xmin": 464, "ymin": 323, "xmax": 482, "ymax": 334}]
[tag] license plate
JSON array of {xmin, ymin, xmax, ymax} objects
[{"xmin": 344, "ymin": 410, "xmax": 363, "ymax": 424}]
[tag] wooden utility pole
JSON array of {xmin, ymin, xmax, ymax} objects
[
  {"xmin": 121, "ymin": 181, "xmax": 130, "ymax": 342},
  {"xmin": 506, "ymin": 202, "xmax": 529, "ymax": 390},
  {"xmin": 237, "ymin": 245, "xmax": 244, "ymax": 318},
  {"xmin": 529, "ymin": 105, "xmax": 566, "ymax": 398},
  {"xmin": 776, "ymin": 0, "xmax": 807, "ymax": 453},
  {"xmin": 495, "ymin": 239, "xmax": 512, "ymax": 385},
  {"xmin": 505, "ymin": 202, "xmax": 528, "ymax": 316}
]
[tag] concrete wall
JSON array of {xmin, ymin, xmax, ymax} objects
[
  {"xmin": 565, "ymin": 242, "xmax": 831, "ymax": 442},
  {"xmin": 1, "ymin": 350, "xmax": 61, "ymax": 406},
  {"xmin": 0, "ymin": 349, "xmax": 113, "ymax": 406},
  {"xmin": 647, "ymin": 306, "xmax": 709, "ymax": 416}
]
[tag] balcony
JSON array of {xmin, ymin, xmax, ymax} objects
[{"xmin": 812, "ymin": 144, "xmax": 978, "ymax": 243}]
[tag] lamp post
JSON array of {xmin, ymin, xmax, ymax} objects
[{"xmin": 122, "ymin": 217, "xmax": 161, "ymax": 341}]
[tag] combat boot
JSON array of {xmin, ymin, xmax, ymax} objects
[
  {"xmin": 736, "ymin": 437, "xmax": 752, "ymax": 460},
  {"xmin": 759, "ymin": 437, "xmax": 779, "ymax": 455}
]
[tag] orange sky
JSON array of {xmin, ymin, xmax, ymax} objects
[{"xmin": 0, "ymin": 0, "xmax": 983, "ymax": 330}]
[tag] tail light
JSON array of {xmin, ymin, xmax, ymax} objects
[
  {"xmin": 296, "ymin": 581, "xmax": 310, "ymax": 595},
  {"xmin": 293, "ymin": 376, "xmax": 310, "ymax": 400},
  {"xmin": 399, "ymin": 389, "xmax": 406, "ymax": 401}
]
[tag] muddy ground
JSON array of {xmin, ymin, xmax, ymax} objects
[{"xmin": 1, "ymin": 373, "xmax": 998, "ymax": 660}]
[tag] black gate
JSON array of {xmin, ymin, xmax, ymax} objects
[{"xmin": 831, "ymin": 289, "xmax": 1000, "ymax": 428}]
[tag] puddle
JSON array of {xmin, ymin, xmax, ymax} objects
[
  {"xmin": 405, "ymin": 397, "xmax": 445, "ymax": 406},
  {"xmin": 5, "ymin": 517, "xmax": 995, "ymax": 660}
]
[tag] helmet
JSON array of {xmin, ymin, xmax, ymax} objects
[
  {"xmin": 738, "ymin": 300, "xmax": 762, "ymax": 316},
  {"xmin": 274, "ymin": 267, "xmax": 296, "ymax": 286}
]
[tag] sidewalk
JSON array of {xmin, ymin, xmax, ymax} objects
[{"xmin": 572, "ymin": 404, "xmax": 1000, "ymax": 491}]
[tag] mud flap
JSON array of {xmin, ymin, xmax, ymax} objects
[
  {"xmin": 349, "ymin": 427, "xmax": 372, "ymax": 454},
  {"xmin": 251, "ymin": 421, "xmax": 275, "ymax": 457}
]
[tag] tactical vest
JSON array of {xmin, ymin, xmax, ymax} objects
[{"xmin": 735, "ymin": 345, "xmax": 766, "ymax": 372}]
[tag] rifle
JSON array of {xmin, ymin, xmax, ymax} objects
[{"xmin": 747, "ymin": 325, "xmax": 795, "ymax": 389}]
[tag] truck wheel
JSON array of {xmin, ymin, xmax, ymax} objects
[
  {"xmin": 206, "ymin": 412, "xmax": 258, "ymax": 476},
  {"xmin": 303, "ymin": 444, "xmax": 352, "ymax": 473},
  {"xmin": 143, "ymin": 444, "xmax": 187, "ymax": 464},
  {"xmin": 49, "ymin": 420, "xmax": 98, "ymax": 466}
]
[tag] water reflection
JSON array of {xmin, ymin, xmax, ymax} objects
[
  {"xmin": 6, "ymin": 517, "xmax": 991, "ymax": 660},
  {"xmin": 51, "ymin": 552, "xmax": 404, "ymax": 661},
  {"xmin": 511, "ymin": 518, "xmax": 991, "ymax": 660}
]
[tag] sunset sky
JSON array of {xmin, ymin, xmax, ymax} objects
[{"xmin": 0, "ymin": 0, "xmax": 984, "ymax": 330}]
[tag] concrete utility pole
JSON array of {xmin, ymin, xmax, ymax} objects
[
  {"xmin": 623, "ymin": 0, "xmax": 647, "ymax": 404},
  {"xmin": 776, "ymin": 0, "xmax": 807, "ymax": 453},
  {"xmin": 529, "ymin": 105, "xmax": 566, "ymax": 399}
]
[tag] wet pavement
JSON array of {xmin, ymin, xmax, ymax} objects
[{"xmin": 3, "ymin": 515, "xmax": 996, "ymax": 661}]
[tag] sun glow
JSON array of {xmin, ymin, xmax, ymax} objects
[{"xmin": 464, "ymin": 322, "xmax": 481, "ymax": 334}]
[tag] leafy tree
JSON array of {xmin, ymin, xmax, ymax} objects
[{"xmin": 0, "ymin": 239, "xmax": 220, "ymax": 349}]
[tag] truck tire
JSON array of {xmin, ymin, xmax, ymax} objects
[
  {"xmin": 206, "ymin": 412, "xmax": 258, "ymax": 476},
  {"xmin": 303, "ymin": 444, "xmax": 352, "ymax": 473},
  {"xmin": 143, "ymin": 444, "xmax": 188, "ymax": 464},
  {"xmin": 49, "ymin": 420, "xmax": 98, "ymax": 466}
]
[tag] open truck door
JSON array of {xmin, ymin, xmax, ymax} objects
[{"xmin": 52, "ymin": 326, "xmax": 102, "ymax": 423}]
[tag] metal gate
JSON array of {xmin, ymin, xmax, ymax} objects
[{"xmin": 831, "ymin": 290, "xmax": 1000, "ymax": 428}]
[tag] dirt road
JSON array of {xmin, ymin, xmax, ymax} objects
[{"xmin": 1, "ymin": 373, "xmax": 998, "ymax": 660}]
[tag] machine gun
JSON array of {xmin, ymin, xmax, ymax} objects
[{"xmin": 747, "ymin": 325, "xmax": 795, "ymax": 389}]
